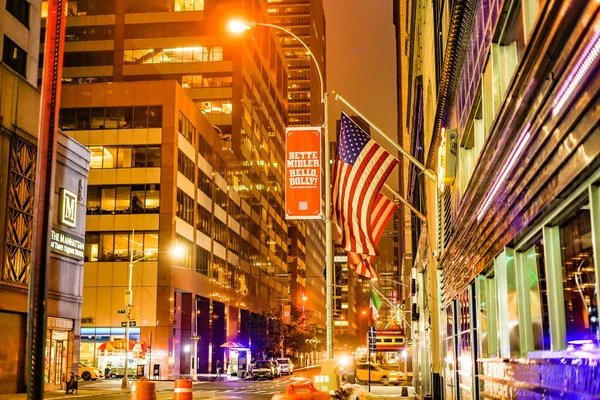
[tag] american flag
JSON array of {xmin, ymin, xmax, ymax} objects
[
  {"xmin": 332, "ymin": 112, "xmax": 398, "ymax": 257},
  {"xmin": 348, "ymin": 193, "xmax": 397, "ymax": 279}
]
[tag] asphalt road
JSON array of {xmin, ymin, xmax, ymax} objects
[{"xmin": 70, "ymin": 368, "xmax": 321, "ymax": 399}]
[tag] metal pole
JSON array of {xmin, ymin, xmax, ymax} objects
[
  {"xmin": 27, "ymin": 0, "xmax": 66, "ymax": 398},
  {"xmin": 334, "ymin": 93, "xmax": 436, "ymax": 182},
  {"xmin": 324, "ymin": 92, "xmax": 334, "ymax": 359},
  {"xmin": 280, "ymin": 298, "xmax": 284, "ymax": 358},
  {"xmin": 122, "ymin": 230, "xmax": 134, "ymax": 388}
]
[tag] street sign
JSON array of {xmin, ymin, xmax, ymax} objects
[
  {"xmin": 117, "ymin": 309, "xmax": 126, "ymax": 314},
  {"xmin": 368, "ymin": 327, "xmax": 377, "ymax": 352},
  {"xmin": 121, "ymin": 321, "xmax": 136, "ymax": 327}
]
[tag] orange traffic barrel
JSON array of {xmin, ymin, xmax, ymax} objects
[
  {"xmin": 174, "ymin": 377, "xmax": 193, "ymax": 400},
  {"xmin": 131, "ymin": 377, "xmax": 155, "ymax": 400},
  {"xmin": 271, "ymin": 382, "xmax": 330, "ymax": 400}
]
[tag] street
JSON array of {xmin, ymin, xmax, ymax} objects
[
  {"xmin": 0, "ymin": 367, "xmax": 416, "ymax": 400},
  {"xmin": 26, "ymin": 368, "xmax": 322, "ymax": 400}
]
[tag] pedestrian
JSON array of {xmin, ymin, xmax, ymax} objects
[
  {"xmin": 216, "ymin": 359, "xmax": 221, "ymax": 378},
  {"xmin": 104, "ymin": 367, "xmax": 111, "ymax": 379}
]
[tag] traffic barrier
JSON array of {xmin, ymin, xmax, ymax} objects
[
  {"xmin": 271, "ymin": 382, "xmax": 330, "ymax": 400},
  {"xmin": 130, "ymin": 377, "xmax": 155, "ymax": 400},
  {"xmin": 174, "ymin": 377, "xmax": 193, "ymax": 400}
]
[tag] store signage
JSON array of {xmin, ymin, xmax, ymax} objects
[
  {"xmin": 81, "ymin": 317, "xmax": 94, "ymax": 324},
  {"xmin": 48, "ymin": 316, "xmax": 74, "ymax": 330},
  {"xmin": 59, "ymin": 188, "xmax": 78, "ymax": 228},
  {"xmin": 117, "ymin": 309, "xmax": 126, "ymax": 314},
  {"xmin": 50, "ymin": 227, "xmax": 84, "ymax": 260},
  {"xmin": 285, "ymin": 127, "xmax": 322, "ymax": 219}
]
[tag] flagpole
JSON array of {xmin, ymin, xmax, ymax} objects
[
  {"xmin": 333, "ymin": 93, "xmax": 437, "ymax": 182},
  {"xmin": 383, "ymin": 183, "xmax": 427, "ymax": 222}
]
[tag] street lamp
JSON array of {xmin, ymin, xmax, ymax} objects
[
  {"xmin": 121, "ymin": 243, "xmax": 185, "ymax": 389},
  {"xmin": 277, "ymin": 294, "xmax": 308, "ymax": 358},
  {"xmin": 228, "ymin": 19, "xmax": 333, "ymax": 359}
]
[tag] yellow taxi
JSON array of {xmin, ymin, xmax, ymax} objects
[{"xmin": 355, "ymin": 363, "xmax": 407, "ymax": 386}]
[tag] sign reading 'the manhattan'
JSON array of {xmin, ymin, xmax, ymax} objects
[{"xmin": 50, "ymin": 228, "xmax": 84, "ymax": 260}]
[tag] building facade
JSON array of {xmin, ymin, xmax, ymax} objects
[
  {"xmin": 402, "ymin": 0, "xmax": 600, "ymax": 398},
  {"xmin": 0, "ymin": 0, "xmax": 91, "ymax": 393}
]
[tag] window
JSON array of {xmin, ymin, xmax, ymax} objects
[
  {"xmin": 198, "ymin": 168, "xmax": 212, "ymax": 198},
  {"xmin": 173, "ymin": 0, "xmax": 204, "ymax": 11},
  {"xmin": 214, "ymin": 218, "xmax": 226, "ymax": 246},
  {"xmin": 214, "ymin": 186, "xmax": 227, "ymax": 210},
  {"xmin": 3, "ymin": 36, "xmax": 27, "ymax": 78},
  {"xmin": 178, "ymin": 150, "xmax": 195, "ymax": 182},
  {"xmin": 176, "ymin": 189, "xmax": 194, "ymax": 225},
  {"xmin": 175, "ymin": 235, "xmax": 193, "ymax": 269},
  {"xmin": 559, "ymin": 203, "xmax": 596, "ymax": 347},
  {"xmin": 196, "ymin": 245, "xmax": 209, "ymax": 275},
  {"xmin": 195, "ymin": 99, "xmax": 233, "ymax": 115},
  {"xmin": 6, "ymin": 0, "xmax": 30, "ymax": 27},
  {"xmin": 196, "ymin": 204, "xmax": 211, "ymax": 236}
]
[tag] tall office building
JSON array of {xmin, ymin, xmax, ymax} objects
[
  {"xmin": 45, "ymin": 0, "xmax": 295, "ymax": 378},
  {"xmin": 266, "ymin": 0, "xmax": 326, "ymax": 323},
  {"xmin": 0, "ymin": 0, "xmax": 92, "ymax": 394}
]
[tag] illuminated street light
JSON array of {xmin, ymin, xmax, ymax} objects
[
  {"xmin": 229, "ymin": 18, "xmax": 333, "ymax": 359},
  {"xmin": 121, "ymin": 241, "xmax": 185, "ymax": 388}
]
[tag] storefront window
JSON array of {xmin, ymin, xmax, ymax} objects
[{"xmin": 559, "ymin": 203, "xmax": 598, "ymax": 347}]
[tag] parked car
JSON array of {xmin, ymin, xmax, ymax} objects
[
  {"xmin": 271, "ymin": 360, "xmax": 281, "ymax": 377},
  {"xmin": 77, "ymin": 362, "xmax": 103, "ymax": 381},
  {"xmin": 250, "ymin": 360, "xmax": 275, "ymax": 380},
  {"xmin": 277, "ymin": 358, "xmax": 294, "ymax": 375},
  {"xmin": 355, "ymin": 363, "xmax": 407, "ymax": 386}
]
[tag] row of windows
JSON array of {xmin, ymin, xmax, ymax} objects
[
  {"xmin": 89, "ymin": 146, "xmax": 161, "ymax": 169},
  {"xmin": 123, "ymin": 47, "xmax": 222, "ymax": 65},
  {"xmin": 41, "ymin": 0, "xmax": 117, "ymax": 17},
  {"xmin": 182, "ymin": 74, "xmax": 232, "ymax": 89},
  {"xmin": 61, "ymin": 106, "xmax": 162, "ymax": 130},
  {"xmin": 472, "ymin": 199, "xmax": 596, "ymax": 357},
  {"xmin": 87, "ymin": 185, "xmax": 160, "ymax": 215},
  {"xmin": 84, "ymin": 231, "xmax": 158, "ymax": 262}
]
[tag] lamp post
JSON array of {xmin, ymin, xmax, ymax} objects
[
  {"xmin": 229, "ymin": 19, "xmax": 333, "ymax": 359},
  {"xmin": 277, "ymin": 294, "xmax": 308, "ymax": 358},
  {"xmin": 121, "ymin": 244, "xmax": 185, "ymax": 389}
]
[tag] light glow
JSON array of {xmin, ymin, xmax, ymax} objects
[
  {"xmin": 477, "ymin": 125, "xmax": 531, "ymax": 221},
  {"xmin": 229, "ymin": 20, "xmax": 254, "ymax": 33},
  {"xmin": 553, "ymin": 32, "xmax": 600, "ymax": 116}
]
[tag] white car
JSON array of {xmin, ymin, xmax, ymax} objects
[
  {"xmin": 78, "ymin": 362, "xmax": 103, "ymax": 381},
  {"xmin": 277, "ymin": 358, "xmax": 294, "ymax": 375}
]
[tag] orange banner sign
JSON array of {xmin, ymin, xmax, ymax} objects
[{"xmin": 285, "ymin": 127, "xmax": 322, "ymax": 219}]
